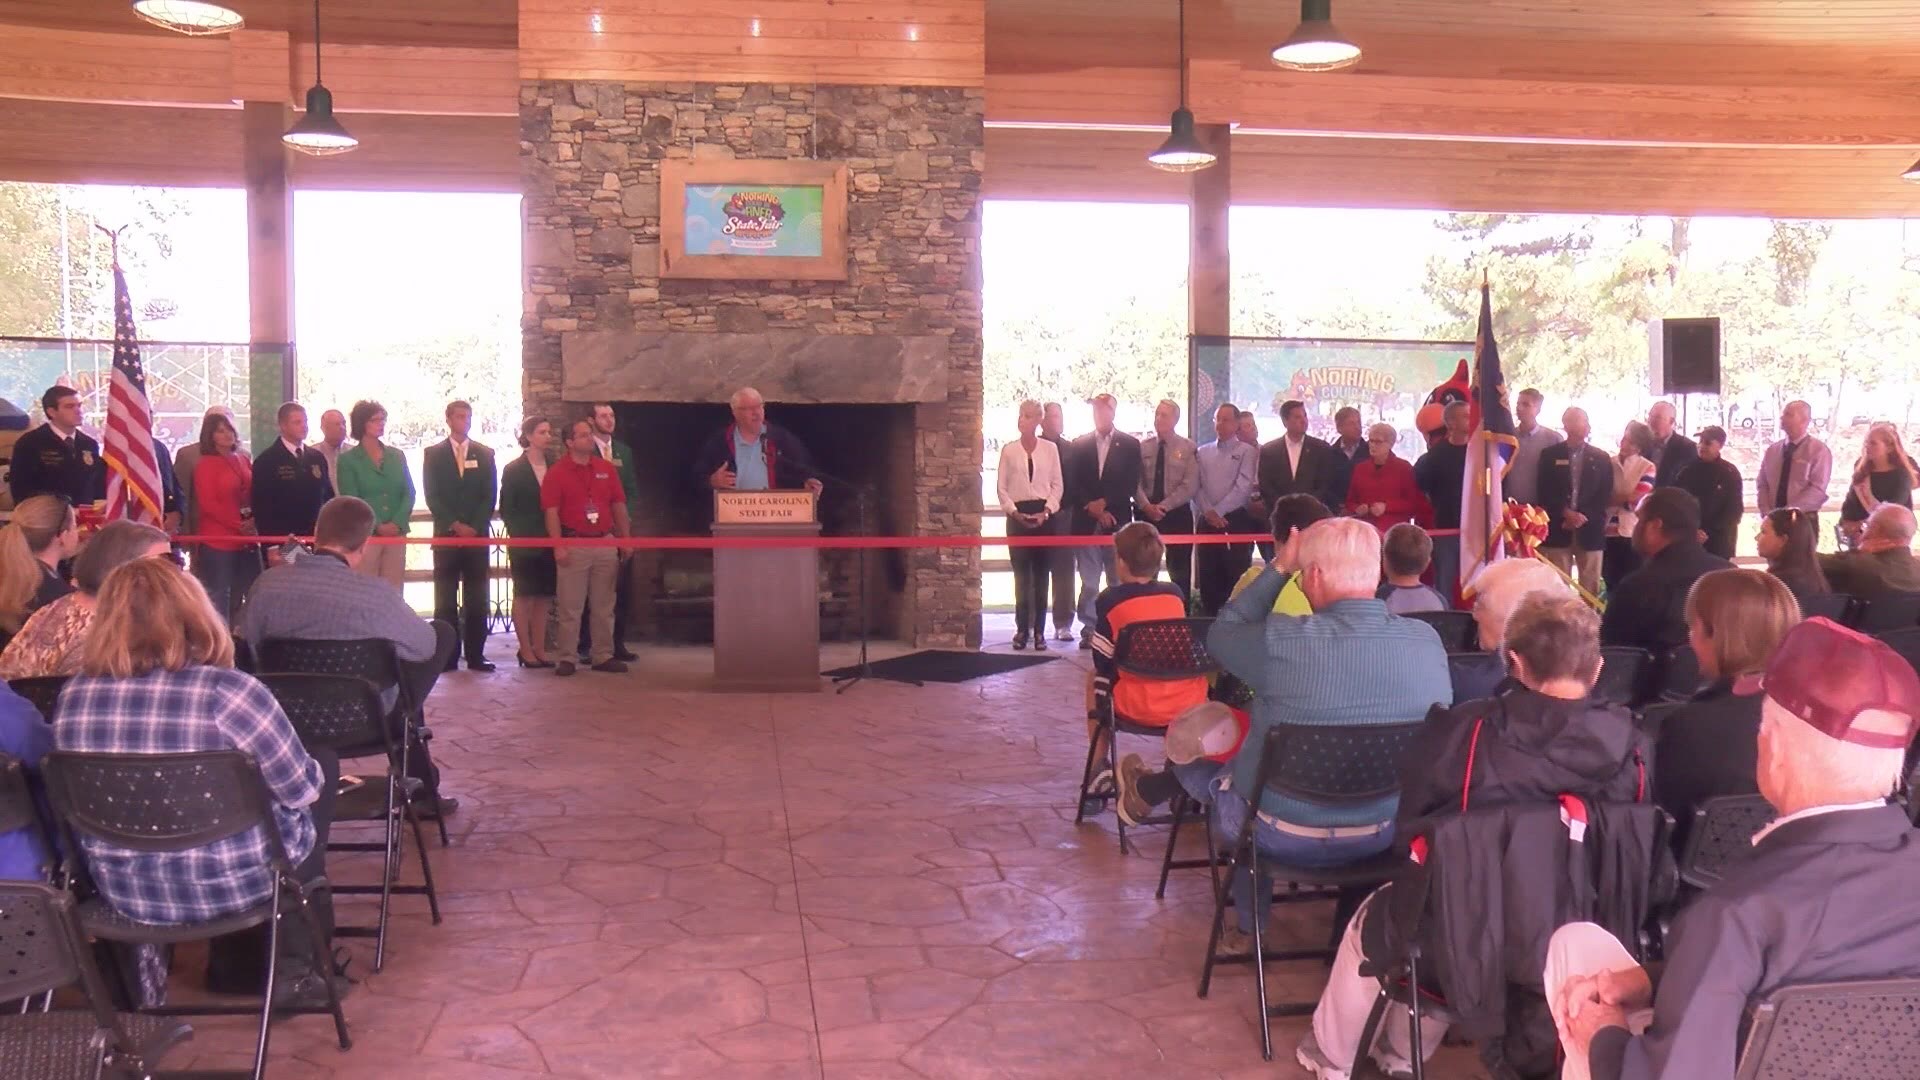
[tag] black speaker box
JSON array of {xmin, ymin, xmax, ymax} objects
[{"xmin": 1649, "ymin": 317, "xmax": 1721, "ymax": 396}]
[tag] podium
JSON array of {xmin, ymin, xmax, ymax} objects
[{"xmin": 712, "ymin": 490, "xmax": 822, "ymax": 692}]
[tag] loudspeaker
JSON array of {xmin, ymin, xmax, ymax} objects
[{"xmin": 1649, "ymin": 317, "xmax": 1721, "ymax": 396}]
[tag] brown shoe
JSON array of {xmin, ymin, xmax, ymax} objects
[
  {"xmin": 555, "ymin": 661, "xmax": 577, "ymax": 677},
  {"xmin": 1115, "ymin": 753, "xmax": 1152, "ymax": 827},
  {"xmin": 591, "ymin": 659, "xmax": 630, "ymax": 674}
]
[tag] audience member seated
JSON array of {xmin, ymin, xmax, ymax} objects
[
  {"xmin": 241, "ymin": 496, "xmax": 457, "ymax": 814},
  {"xmin": 1451, "ymin": 558, "xmax": 1575, "ymax": 702},
  {"xmin": 55, "ymin": 556, "xmax": 343, "ymax": 1007},
  {"xmin": 0, "ymin": 520, "xmax": 171, "ymax": 680},
  {"xmin": 0, "ymin": 681, "xmax": 52, "ymax": 880},
  {"xmin": 1819, "ymin": 503, "xmax": 1920, "ymax": 604},
  {"xmin": 1600, "ymin": 489, "xmax": 1730, "ymax": 653},
  {"xmin": 1757, "ymin": 507, "xmax": 1830, "ymax": 604},
  {"xmin": 1229, "ymin": 493, "xmax": 1332, "ymax": 615},
  {"xmin": 0, "ymin": 494, "xmax": 79, "ymax": 648},
  {"xmin": 1082, "ymin": 522, "xmax": 1206, "ymax": 794},
  {"xmin": 1206, "ymin": 518, "xmax": 1452, "ymax": 952},
  {"xmin": 1296, "ymin": 592, "xmax": 1652, "ymax": 1079},
  {"xmin": 1376, "ymin": 523, "xmax": 1447, "ymax": 614},
  {"xmin": 1652, "ymin": 570, "xmax": 1798, "ymax": 855},
  {"xmin": 1113, "ymin": 701, "xmax": 1249, "ymax": 827},
  {"xmin": 1549, "ymin": 618, "xmax": 1920, "ymax": 1080}
]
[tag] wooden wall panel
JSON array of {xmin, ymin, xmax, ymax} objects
[
  {"xmin": 293, "ymin": 46, "xmax": 518, "ymax": 115},
  {"xmin": 0, "ymin": 98, "xmax": 242, "ymax": 186},
  {"xmin": 288, "ymin": 114, "xmax": 518, "ymax": 192},
  {"xmin": 517, "ymin": 0, "xmax": 986, "ymax": 86},
  {"xmin": 230, "ymin": 30, "xmax": 295, "ymax": 105},
  {"xmin": 0, "ymin": 25, "xmax": 230, "ymax": 107},
  {"xmin": 0, "ymin": 0, "xmax": 518, "ymax": 49},
  {"xmin": 984, "ymin": 127, "xmax": 1920, "ymax": 219}
]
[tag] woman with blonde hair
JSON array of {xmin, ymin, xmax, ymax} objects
[
  {"xmin": 0, "ymin": 494, "xmax": 79, "ymax": 643},
  {"xmin": 1653, "ymin": 569, "xmax": 1800, "ymax": 854},
  {"xmin": 0, "ymin": 519, "xmax": 171, "ymax": 680},
  {"xmin": 56, "ymin": 556, "xmax": 344, "ymax": 1007},
  {"xmin": 1839, "ymin": 422, "xmax": 1918, "ymax": 544}
]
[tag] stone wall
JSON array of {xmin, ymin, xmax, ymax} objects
[{"xmin": 520, "ymin": 79, "xmax": 984, "ymax": 647}]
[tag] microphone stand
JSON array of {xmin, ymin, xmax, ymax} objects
[{"xmin": 803, "ymin": 466, "xmax": 921, "ymax": 693}]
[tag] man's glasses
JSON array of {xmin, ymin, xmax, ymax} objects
[{"xmin": 148, "ymin": 550, "xmax": 187, "ymax": 569}]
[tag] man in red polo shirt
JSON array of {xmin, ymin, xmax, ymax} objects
[{"xmin": 541, "ymin": 418, "xmax": 632, "ymax": 676}]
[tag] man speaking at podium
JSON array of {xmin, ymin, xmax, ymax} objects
[{"xmin": 697, "ymin": 387, "xmax": 825, "ymax": 496}]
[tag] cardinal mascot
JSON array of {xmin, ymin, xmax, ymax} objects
[{"xmin": 1415, "ymin": 359, "xmax": 1472, "ymax": 444}]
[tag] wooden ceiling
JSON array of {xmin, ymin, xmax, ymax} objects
[{"xmin": 0, "ymin": 0, "xmax": 516, "ymax": 49}]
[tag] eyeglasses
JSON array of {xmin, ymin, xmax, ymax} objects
[{"xmin": 147, "ymin": 549, "xmax": 187, "ymax": 569}]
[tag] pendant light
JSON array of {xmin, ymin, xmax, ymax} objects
[
  {"xmin": 283, "ymin": 0, "xmax": 358, "ymax": 156},
  {"xmin": 130, "ymin": 0, "xmax": 244, "ymax": 35},
  {"xmin": 1271, "ymin": 0, "xmax": 1361, "ymax": 72},
  {"xmin": 1904, "ymin": 157, "xmax": 1920, "ymax": 183},
  {"xmin": 1147, "ymin": 0, "xmax": 1217, "ymax": 174}
]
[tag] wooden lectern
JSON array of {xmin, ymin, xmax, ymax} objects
[{"xmin": 711, "ymin": 490, "xmax": 821, "ymax": 692}]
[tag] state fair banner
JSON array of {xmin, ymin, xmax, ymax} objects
[
  {"xmin": 1190, "ymin": 337, "xmax": 1472, "ymax": 458},
  {"xmin": 682, "ymin": 185, "xmax": 826, "ymax": 258}
]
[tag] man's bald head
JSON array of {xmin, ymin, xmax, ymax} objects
[{"xmin": 1865, "ymin": 504, "xmax": 1918, "ymax": 548}]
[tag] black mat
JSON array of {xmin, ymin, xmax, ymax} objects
[{"xmin": 822, "ymin": 650, "xmax": 1057, "ymax": 684}]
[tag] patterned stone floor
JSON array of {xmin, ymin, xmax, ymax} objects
[{"xmin": 167, "ymin": 621, "xmax": 1487, "ymax": 1078}]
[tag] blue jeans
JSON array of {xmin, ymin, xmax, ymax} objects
[
  {"xmin": 192, "ymin": 547, "xmax": 261, "ymax": 625},
  {"xmin": 1173, "ymin": 760, "xmax": 1224, "ymax": 804},
  {"xmin": 1211, "ymin": 781, "xmax": 1394, "ymax": 934},
  {"xmin": 1074, "ymin": 545, "xmax": 1117, "ymax": 630}
]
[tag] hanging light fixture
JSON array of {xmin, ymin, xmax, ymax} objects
[
  {"xmin": 1903, "ymin": 157, "xmax": 1920, "ymax": 182},
  {"xmin": 283, "ymin": 0, "xmax": 358, "ymax": 156},
  {"xmin": 1271, "ymin": 0, "xmax": 1361, "ymax": 72},
  {"xmin": 130, "ymin": 0, "xmax": 244, "ymax": 36},
  {"xmin": 1147, "ymin": 0, "xmax": 1217, "ymax": 174}
]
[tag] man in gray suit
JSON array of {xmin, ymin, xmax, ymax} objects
[
  {"xmin": 1549, "ymin": 617, "xmax": 1920, "ymax": 1080},
  {"xmin": 243, "ymin": 496, "xmax": 457, "ymax": 815}
]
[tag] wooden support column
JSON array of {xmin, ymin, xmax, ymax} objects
[
  {"xmin": 242, "ymin": 99, "xmax": 296, "ymax": 451},
  {"xmin": 1187, "ymin": 123, "xmax": 1232, "ymax": 429}
]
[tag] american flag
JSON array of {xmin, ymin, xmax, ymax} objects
[
  {"xmin": 103, "ymin": 264, "xmax": 164, "ymax": 524},
  {"xmin": 1458, "ymin": 278, "xmax": 1519, "ymax": 598}
]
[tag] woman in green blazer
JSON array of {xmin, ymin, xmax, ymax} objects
[
  {"xmin": 334, "ymin": 399, "xmax": 415, "ymax": 590},
  {"xmin": 499, "ymin": 417, "xmax": 556, "ymax": 667}
]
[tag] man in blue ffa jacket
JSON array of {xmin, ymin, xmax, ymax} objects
[
  {"xmin": 8, "ymin": 385, "xmax": 104, "ymax": 507},
  {"xmin": 251, "ymin": 402, "xmax": 335, "ymax": 563}
]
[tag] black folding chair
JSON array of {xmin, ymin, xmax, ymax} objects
[
  {"xmin": 258, "ymin": 673, "xmax": 442, "ymax": 972},
  {"xmin": 1654, "ymin": 644, "xmax": 1703, "ymax": 704},
  {"xmin": 1736, "ymin": 978, "xmax": 1920, "ymax": 1080},
  {"xmin": 1594, "ymin": 646, "xmax": 1654, "ymax": 707},
  {"xmin": 1856, "ymin": 591, "xmax": 1920, "ymax": 634},
  {"xmin": 6, "ymin": 676, "xmax": 70, "ymax": 723},
  {"xmin": 1678, "ymin": 793, "xmax": 1776, "ymax": 891},
  {"xmin": 42, "ymin": 749, "xmax": 352, "ymax": 1080},
  {"xmin": 1404, "ymin": 610, "xmax": 1478, "ymax": 652},
  {"xmin": 0, "ymin": 881, "xmax": 194, "ymax": 1080},
  {"xmin": 1073, "ymin": 617, "xmax": 1216, "ymax": 855},
  {"xmin": 1798, "ymin": 592, "xmax": 1859, "ymax": 627},
  {"xmin": 1197, "ymin": 720, "xmax": 1423, "ymax": 1061},
  {"xmin": 1873, "ymin": 627, "xmax": 1920, "ymax": 678},
  {"xmin": 256, "ymin": 637, "xmax": 447, "ymax": 847}
]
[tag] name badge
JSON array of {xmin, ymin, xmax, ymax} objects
[
  {"xmin": 609, "ymin": 457, "xmax": 623, "ymax": 469},
  {"xmin": 462, "ymin": 458, "xmax": 475, "ymax": 469}
]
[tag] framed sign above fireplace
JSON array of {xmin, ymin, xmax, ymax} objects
[{"xmin": 659, "ymin": 159, "xmax": 850, "ymax": 281}]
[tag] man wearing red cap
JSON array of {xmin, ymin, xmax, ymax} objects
[{"xmin": 1546, "ymin": 617, "xmax": 1920, "ymax": 1080}]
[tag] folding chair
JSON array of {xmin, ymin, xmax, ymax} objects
[
  {"xmin": 42, "ymin": 749, "xmax": 352, "ymax": 1080},
  {"xmin": 258, "ymin": 673, "xmax": 442, "ymax": 972},
  {"xmin": 1072, "ymin": 617, "xmax": 1215, "ymax": 855},
  {"xmin": 1404, "ymin": 610, "xmax": 1478, "ymax": 652},
  {"xmin": 256, "ymin": 637, "xmax": 448, "ymax": 847},
  {"xmin": 1594, "ymin": 646, "xmax": 1654, "ymax": 707},
  {"xmin": 1736, "ymin": 978, "xmax": 1920, "ymax": 1080},
  {"xmin": 0, "ymin": 881, "xmax": 194, "ymax": 1080},
  {"xmin": 1676, "ymin": 793, "xmax": 1775, "ymax": 891},
  {"xmin": 6, "ymin": 676, "xmax": 71, "ymax": 723},
  {"xmin": 1873, "ymin": 627, "xmax": 1920, "ymax": 679},
  {"xmin": 1653, "ymin": 644, "xmax": 1703, "ymax": 704},
  {"xmin": 1197, "ymin": 720, "xmax": 1422, "ymax": 1061},
  {"xmin": 1856, "ymin": 592, "xmax": 1920, "ymax": 634},
  {"xmin": 1798, "ymin": 592, "xmax": 1859, "ymax": 628}
]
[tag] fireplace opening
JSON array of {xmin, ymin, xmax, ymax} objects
[{"xmin": 613, "ymin": 402, "xmax": 918, "ymax": 644}]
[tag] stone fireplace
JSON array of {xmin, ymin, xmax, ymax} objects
[{"xmin": 519, "ymin": 80, "xmax": 984, "ymax": 646}]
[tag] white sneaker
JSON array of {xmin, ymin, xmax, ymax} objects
[{"xmin": 1295, "ymin": 1033, "xmax": 1353, "ymax": 1080}]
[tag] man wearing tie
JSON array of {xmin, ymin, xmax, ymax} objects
[
  {"xmin": 251, "ymin": 402, "xmax": 335, "ymax": 564},
  {"xmin": 1066, "ymin": 394, "xmax": 1143, "ymax": 648},
  {"xmin": 1258, "ymin": 399, "xmax": 1340, "ymax": 513},
  {"xmin": 1193, "ymin": 404, "xmax": 1259, "ymax": 616},
  {"xmin": 8, "ymin": 384, "xmax": 103, "ymax": 507},
  {"xmin": 588, "ymin": 402, "xmax": 642, "ymax": 663},
  {"xmin": 424, "ymin": 400, "xmax": 498, "ymax": 672},
  {"xmin": 1756, "ymin": 400, "xmax": 1833, "ymax": 531},
  {"xmin": 1136, "ymin": 399, "xmax": 1199, "ymax": 604},
  {"xmin": 1041, "ymin": 402, "xmax": 1078, "ymax": 644}
]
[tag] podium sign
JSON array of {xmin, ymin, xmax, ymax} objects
[{"xmin": 713, "ymin": 489, "xmax": 817, "ymax": 526}]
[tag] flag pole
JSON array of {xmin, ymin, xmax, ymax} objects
[{"xmin": 94, "ymin": 224, "xmax": 126, "ymax": 268}]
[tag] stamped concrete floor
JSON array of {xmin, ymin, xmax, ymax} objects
[{"xmin": 170, "ymin": 621, "xmax": 1487, "ymax": 1078}]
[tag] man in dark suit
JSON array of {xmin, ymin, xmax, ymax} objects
[
  {"xmin": 1600, "ymin": 488, "xmax": 1730, "ymax": 652},
  {"xmin": 1327, "ymin": 405, "xmax": 1367, "ymax": 510},
  {"xmin": 1258, "ymin": 399, "xmax": 1341, "ymax": 513},
  {"xmin": 1646, "ymin": 400, "xmax": 1699, "ymax": 489},
  {"xmin": 1675, "ymin": 426, "xmax": 1743, "ymax": 560},
  {"xmin": 1065, "ymin": 393, "xmax": 1142, "ymax": 646},
  {"xmin": 1538, "ymin": 407, "xmax": 1616, "ymax": 597},
  {"xmin": 251, "ymin": 402, "xmax": 335, "ymax": 565},
  {"xmin": 8, "ymin": 384, "xmax": 103, "ymax": 507},
  {"xmin": 423, "ymin": 400, "xmax": 499, "ymax": 671},
  {"xmin": 1041, "ymin": 402, "xmax": 1077, "ymax": 643}
]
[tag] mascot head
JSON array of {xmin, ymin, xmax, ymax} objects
[{"xmin": 1415, "ymin": 359, "xmax": 1471, "ymax": 439}]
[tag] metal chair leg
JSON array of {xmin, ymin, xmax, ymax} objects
[
  {"xmin": 1155, "ymin": 792, "xmax": 1188, "ymax": 898},
  {"xmin": 1197, "ymin": 844, "xmax": 1236, "ymax": 1000},
  {"xmin": 1073, "ymin": 722, "xmax": 1104, "ymax": 824},
  {"xmin": 1250, "ymin": 844, "xmax": 1272, "ymax": 1061},
  {"xmin": 252, "ymin": 879, "xmax": 282, "ymax": 1080},
  {"xmin": 1407, "ymin": 946, "xmax": 1425, "ymax": 1080},
  {"xmin": 1352, "ymin": 984, "xmax": 1392, "ymax": 1078}
]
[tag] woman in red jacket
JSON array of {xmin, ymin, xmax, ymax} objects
[
  {"xmin": 191, "ymin": 410, "xmax": 260, "ymax": 623},
  {"xmin": 1345, "ymin": 422, "xmax": 1431, "ymax": 531}
]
